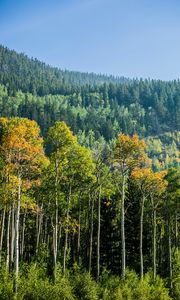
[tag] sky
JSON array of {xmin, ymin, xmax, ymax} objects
[{"xmin": 0, "ymin": 0, "xmax": 180, "ymax": 80}]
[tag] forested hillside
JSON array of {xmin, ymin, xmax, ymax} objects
[
  {"xmin": 0, "ymin": 46, "xmax": 179, "ymax": 299},
  {"xmin": 0, "ymin": 45, "xmax": 128, "ymax": 96},
  {"xmin": 0, "ymin": 46, "xmax": 180, "ymax": 142},
  {"xmin": 1, "ymin": 48, "xmax": 180, "ymax": 170}
]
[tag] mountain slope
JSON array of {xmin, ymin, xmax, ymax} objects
[
  {"xmin": 0, "ymin": 45, "xmax": 180, "ymax": 144},
  {"xmin": 0, "ymin": 45, "xmax": 128, "ymax": 96}
]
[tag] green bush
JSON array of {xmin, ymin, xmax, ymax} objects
[
  {"xmin": 18, "ymin": 263, "xmax": 75, "ymax": 300},
  {"xmin": 100, "ymin": 270, "xmax": 171, "ymax": 300},
  {"xmin": 0, "ymin": 266, "xmax": 14, "ymax": 300},
  {"xmin": 0, "ymin": 265, "xmax": 173, "ymax": 300},
  {"xmin": 72, "ymin": 271, "xmax": 99, "ymax": 300},
  {"xmin": 172, "ymin": 250, "xmax": 180, "ymax": 300}
]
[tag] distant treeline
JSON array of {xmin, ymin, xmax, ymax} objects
[{"xmin": 0, "ymin": 45, "xmax": 129, "ymax": 96}]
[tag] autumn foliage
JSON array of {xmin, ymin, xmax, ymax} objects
[{"xmin": 0, "ymin": 118, "xmax": 178, "ymax": 299}]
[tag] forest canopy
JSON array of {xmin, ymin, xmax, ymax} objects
[{"xmin": 0, "ymin": 117, "xmax": 179, "ymax": 299}]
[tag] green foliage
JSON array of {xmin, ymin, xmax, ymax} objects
[
  {"xmin": 0, "ymin": 266, "xmax": 14, "ymax": 300},
  {"xmin": 0, "ymin": 258, "xmax": 175, "ymax": 299},
  {"xmin": 146, "ymin": 133, "xmax": 180, "ymax": 170},
  {"xmin": 0, "ymin": 42, "xmax": 179, "ymax": 299},
  {"xmin": 172, "ymin": 250, "xmax": 180, "ymax": 300},
  {"xmin": 0, "ymin": 45, "xmax": 127, "ymax": 96},
  {"xmin": 18, "ymin": 264, "xmax": 75, "ymax": 300},
  {"xmin": 72, "ymin": 271, "xmax": 100, "ymax": 300},
  {"xmin": 100, "ymin": 270, "xmax": 172, "ymax": 300},
  {"xmin": 0, "ymin": 45, "xmax": 180, "ymax": 153}
]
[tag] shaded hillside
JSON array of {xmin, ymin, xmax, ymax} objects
[{"xmin": 0, "ymin": 45, "xmax": 128, "ymax": 96}]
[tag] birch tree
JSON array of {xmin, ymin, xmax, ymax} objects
[
  {"xmin": 0, "ymin": 117, "xmax": 47, "ymax": 291},
  {"xmin": 113, "ymin": 134, "xmax": 146, "ymax": 278}
]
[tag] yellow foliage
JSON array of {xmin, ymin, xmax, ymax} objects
[
  {"xmin": 114, "ymin": 133, "xmax": 147, "ymax": 171},
  {"xmin": 0, "ymin": 117, "xmax": 47, "ymax": 176},
  {"xmin": 131, "ymin": 167, "xmax": 168, "ymax": 195}
]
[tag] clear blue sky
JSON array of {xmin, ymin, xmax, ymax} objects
[{"xmin": 0, "ymin": 0, "xmax": 180, "ymax": 80}]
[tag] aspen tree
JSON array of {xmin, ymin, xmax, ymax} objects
[
  {"xmin": 113, "ymin": 134, "xmax": 146, "ymax": 278},
  {"xmin": 0, "ymin": 117, "xmax": 47, "ymax": 291}
]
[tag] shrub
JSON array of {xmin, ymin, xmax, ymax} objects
[
  {"xmin": 0, "ymin": 266, "xmax": 14, "ymax": 300},
  {"xmin": 100, "ymin": 270, "xmax": 171, "ymax": 300},
  {"xmin": 72, "ymin": 271, "xmax": 99, "ymax": 300},
  {"xmin": 19, "ymin": 263, "xmax": 75, "ymax": 300}
]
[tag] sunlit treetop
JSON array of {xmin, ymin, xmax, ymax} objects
[
  {"xmin": 131, "ymin": 167, "xmax": 168, "ymax": 196},
  {"xmin": 0, "ymin": 117, "xmax": 48, "ymax": 175},
  {"xmin": 113, "ymin": 133, "xmax": 147, "ymax": 171}
]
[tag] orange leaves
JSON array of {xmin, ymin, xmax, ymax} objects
[
  {"xmin": 117, "ymin": 134, "xmax": 146, "ymax": 151},
  {"xmin": 0, "ymin": 117, "xmax": 47, "ymax": 176},
  {"xmin": 152, "ymin": 170, "xmax": 168, "ymax": 193},
  {"xmin": 131, "ymin": 167, "xmax": 152, "ymax": 184},
  {"xmin": 131, "ymin": 167, "xmax": 168, "ymax": 195},
  {"xmin": 0, "ymin": 117, "xmax": 47, "ymax": 208}
]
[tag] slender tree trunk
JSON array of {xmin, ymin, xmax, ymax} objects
[
  {"xmin": 140, "ymin": 196, "xmax": 145, "ymax": 279},
  {"xmin": 159, "ymin": 222, "xmax": 164, "ymax": 275},
  {"xmin": 153, "ymin": 207, "xmax": 157, "ymax": 281},
  {"xmin": 44, "ymin": 216, "xmax": 48, "ymax": 244},
  {"xmin": 21, "ymin": 209, "xmax": 26, "ymax": 259},
  {"xmin": 121, "ymin": 174, "xmax": 126, "ymax": 279},
  {"xmin": 6, "ymin": 206, "xmax": 11, "ymax": 270},
  {"xmin": 58, "ymin": 222, "xmax": 62, "ymax": 254},
  {"xmin": 63, "ymin": 184, "xmax": 71, "ymax": 274},
  {"xmin": 86, "ymin": 191, "xmax": 91, "ymax": 270},
  {"xmin": 175, "ymin": 215, "xmax": 178, "ymax": 251},
  {"xmin": 0, "ymin": 207, "xmax": 6, "ymax": 264},
  {"xmin": 15, "ymin": 174, "xmax": 21, "ymax": 292},
  {"xmin": 89, "ymin": 195, "xmax": 94, "ymax": 273},
  {"xmin": 11, "ymin": 202, "xmax": 15, "ymax": 269},
  {"xmin": 72, "ymin": 231, "xmax": 75, "ymax": 263},
  {"xmin": 36, "ymin": 205, "xmax": 43, "ymax": 255},
  {"xmin": 168, "ymin": 219, "xmax": 173, "ymax": 290},
  {"xmin": 97, "ymin": 184, "xmax": 101, "ymax": 281},
  {"xmin": 77, "ymin": 199, "xmax": 81, "ymax": 264},
  {"xmin": 53, "ymin": 157, "xmax": 59, "ymax": 281},
  {"xmin": 63, "ymin": 224, "xmax": 68, "ymax": 274}
]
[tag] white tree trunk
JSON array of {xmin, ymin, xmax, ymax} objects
[
  {"xmin": 97, "ymin": 185, "xmax": 101, "ymax": 281},
  {"xmin": 121, "ymin": 174, "xmax": 126, "ymax": 279},
  {"xmin": 0, "ymin": 207, "xmax": 5, "ymax": 264},
  {"xmin": 140, "ymin": 196, "xmax": 145, "ymax": 279},
  {"xmin": 168, "ymin": 219, "xmax": 173, "ymax": 290},
  {"xmin": 6, "ymin": 206, "xmax": 11, "ymax": 270},
  {"xmin": 21, "ymin": 210, "xmax": 26, "ymax": 258},
  {"xmin": 77, "ymin": 199, "xmax": 81, "ymax": 264},
  {"xmin": 153, "ymin": 208, "xmax": 156, "ymax": 281},
  {"xmin": 15, "ymin": 175, "xmax": 21, "ymax": 292},
  {"xmin": 11, "ymin": 201, "xmax": 15, "ymax": 269},
  {"xmin": 63, "ymin": 185, "xmax": 71, "ymax": 274},
  {"xmin": 89, "ymin": 195, "xmax": 94, "ymax": 273}
]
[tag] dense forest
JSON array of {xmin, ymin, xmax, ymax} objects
[
  {"xmin": 0, "ymin": 45, "xmax": 180, "ymax": 140},
  {"xmin": 0, "ymin": 45, "xmax": 129, "ymax": 95},
  {"xmin": 0, "ymin": 45, "xmax": 179, "ymax": 299}
]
